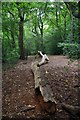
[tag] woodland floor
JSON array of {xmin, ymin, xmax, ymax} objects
[{"xmin": 2, "ymin": 55, "xmax": 80, "ymax": 120}]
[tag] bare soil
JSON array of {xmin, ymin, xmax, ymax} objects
[{"xmin": 2, "ymin": 56, "xmax": 80, "ymax": 120}]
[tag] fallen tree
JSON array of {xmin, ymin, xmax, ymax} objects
[
  {"xmin": 31, "ymin": 51, "xmax": 56, "ymax": 114},
  {"xmin": 37, "ymin": 51, "xmax": 49, "ymax": 67}
]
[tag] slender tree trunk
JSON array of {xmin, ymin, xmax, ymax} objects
[
  {"xmin": 78, "ymin": 2, "xmax": 80, "ymax": 44},
  {"xmin": 38, "ymin": 10, "xmax": 44, "ymax": 52},
  {"xmin": 34, "ymin": 23, "xmax": 40, "ymax": 52},
  {"xmin": 10, "ymin": 13, "xmax": 15, "ymax": 48},
  {"xmin": 55, "ymin": 4, "xmax": 58, "ymax": 27},
  {"xmin": 18, "ymin": 9, "xmax": 25, "ymax": 59},
  {"xmin": 78, "ymin": 2, "xmax": 80, "ymax": 107},
  {"xmin": 71, "ymin": 15, "xmax": 75, "ymax": 42},
  {"xmin": 78, "ymin": 20, "xmax": 80, "ymax": 44},
  {"xmin": 11, "ymin": 30, "xmax": 15, "ymax": 48},
  {"xmin": 40, "ymin": 22, "xmax": 43, "ymax": 52},
  {"xmin": 64, "ymin": 14, "xmax": 66, "ymax": 41},
  {"xmin": 19, "ymin": 18, "xmax": 25, "ymax": 59}
]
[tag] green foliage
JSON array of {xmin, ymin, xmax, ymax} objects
[
  {"xmin": 58, "ymin": 43, "xmax": 80, "ymax": 59},
  {"xmin": 2, "ymin": 2, "xmax": 80, "ymax": 62},
  {"xmin": 44, "ymin": 28, "xmax": 63, "ymax": 55},
  {"xmin": 2, "ymin": 48, "xmax": 19, "ymax": 63}
]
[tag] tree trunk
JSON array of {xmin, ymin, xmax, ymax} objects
[
  {"xmin": 78, "ymin": 2, "xmax": 80, "ymax": 44},
  {"xmin": 38, "ymin": 10, "xmax": 44, "ymax": 52},
  {"xmin": 55, "ymin": 4, "xmax": 58, "ymax": 27},
  {"xmin": 10, "ymin": 12, "xmax": 15, "ymax": 48},
  {"xmin": 77, "ymin": 2, "xmax": 80, "ymax": 61},
  {"xmin": 31, "ymin": 56, "xmax": 56, "ymax": 114},
  {"xmin": 19, "ymin": 19, "xmax": 25, "ymax": 59},
  {"xmin": 18, "ymin": 9, "xmax": 25, "ymax": 59},
  {"xmin": 11, "ymin": 30, "xmax": 15, "ymax": 48},
  {"xmin": 34, "ymin": 23, "xmax": 40, "ymax": 52},
  {"xmin": 63, "ymin": 13, "xmax": 67, "ymax": 41},
  {"xmin": 71, "ymin": 15, "xmax": 75, "ymax": 42}
]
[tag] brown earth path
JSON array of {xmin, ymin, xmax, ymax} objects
[{"xmin": 2, "ymin": 55, "xmax": 79, "ymax": 120}]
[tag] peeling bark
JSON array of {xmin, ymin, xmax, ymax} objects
[{"xmin": 31, "ymin": 53, "xmax": 56, "ymax": 114}]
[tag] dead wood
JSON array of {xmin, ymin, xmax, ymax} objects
[
  {"xmin": 31, "ymin": 59, "xmax": 56, "ymax": 114},
  {"xmin": 37, "ymin": 51, "xmax": 49, "ymax": 67},
  {"xmin": 31, "ymin": 61, "xmax": 41, "ymax": 89},
  {"xmin": 20, "ymin": 105, "xmax": 36, "ymax": 112},
  {"xmin": 31, "ymin": 61, "xmax": 56, "ymax": 103}
]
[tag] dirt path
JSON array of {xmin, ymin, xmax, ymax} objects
[{"xmin": 2, "ymin": 56, "xmax": 79, "ymax": 120}]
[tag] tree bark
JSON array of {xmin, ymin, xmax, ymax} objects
[
  {"xmin": 31, "ymin": 59, "xmax": 56, "ymax": 114},
  {"xmin": 55, "ymin": 4, "xmax": 58, "ymax": 27},
  {"xmin": 18, "ymin": 18, "xmax": 25, "ymax": 59},
  {"xmin": 31, "ymin": 52, "xmax": 56, "ymax": 112},
  {"xmin": 38, "ymin": 9, "xmax": 44, "ymax": 52},
  {"xmin": 11, "ymin": 30, "xmax": 15, "ymax": 48},
  {"xmin": 9, "ymin": 11, "xmax": 15, "ymax": 48},
  {"xmin": 78, "ymin": 17, "xmax": 80, "ymax": 44},
  {"xmin": 17, "ymin": 6, "xmax": 25, "ymax": 60},
  {"xmin": 63, "ymin": 13, "xmax": 67, "ymax": 41},
  {"xmin": 71, "ymin": 15, "xmax": 75, "ymax": 42}
]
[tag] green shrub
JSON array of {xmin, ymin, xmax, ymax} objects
[
  {"xmin": 2, "ymin": 48, "xmax": 19, "ymax": 63},
  {"xmin": 58, "ymin": 42, "xmax": 80, "ymax": 59},
  {"xmin": 44, "ymin": 28, "xmax": 63, "ymax": 55}
]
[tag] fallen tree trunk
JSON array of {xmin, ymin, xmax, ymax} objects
[
  {"xmin": 31, "ymin": 57, "xmax": 56, "ymax": 114},
  {"xmin": 31, "ymin": 61, "xmax": 41, "ymax": 89},
  {"xmin": 37, "ymin": 51, "xmax": 49, "ymax": 67}
]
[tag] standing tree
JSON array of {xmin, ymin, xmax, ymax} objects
[
  {"xmin": 64, "ymin": 1, "xmax": 80, "ymax": 43},
  {"xmin": 38, "ymin": 8, "xmax": 44, "ymax": 52},
  {"xmin": 16, "ymin": 3, "xmax": 25, "ymax": 59}
]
